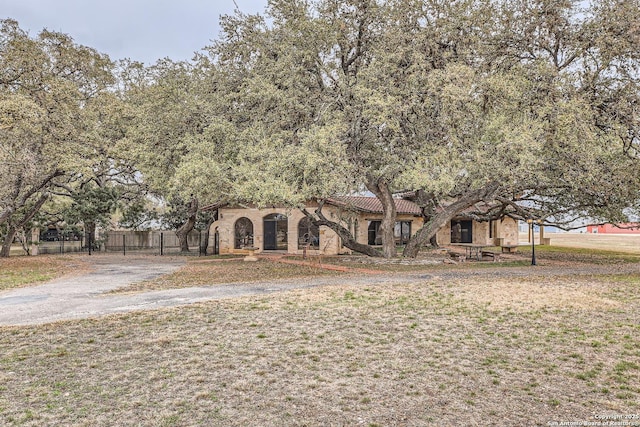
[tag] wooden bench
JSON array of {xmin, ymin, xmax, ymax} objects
[
  {"xmin": 501, "ymin": 245, "xmax": 518, "ymax": 253},
  {"xmin": 481, "ymin": 250, "xmax": 501, "ymax": 262}
]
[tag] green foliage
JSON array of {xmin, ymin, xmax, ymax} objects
[
  {"xmin": 62, "ymin": 185, "xmax": 120, "ymax": 231},
  {"xmin": 109, "ymin": 0, "xmax": 640, "ymax": 257},
  {"xmin": 7, "ymin": 2, "xmax": 634, "ymax": 257},
  {"xmin": 202, "ymin": 0, "xmax": 640, "ymax": 225},
  {"xmin": 0, "ymin": 19, "xmax": 122, "ymax": 255},
  {"xmin": 118, "ymin": 200, "xmax": 159, "ymax": 231},
  {"xmin": 157, "ymin": 197, "xmax": 214, "ymax": 232}
]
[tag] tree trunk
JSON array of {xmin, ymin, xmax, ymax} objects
[
  {"xmin": 200, "ymin": 213, "xmax": 217, "ymax": 255},
  {"xmin": 402, "ymin": 209, "xmax": 458, "ymax": 258},
  {"xmin": 403, "ymin": 184, "xmax": 500, "ymax": 258},
  {"xmin": 0, "ymin": 226, "xmax": 17, "ymax": 258},
  {"xmin": 413, "ymin": 190, "xmax": 440, "ymax": 248},
  {"xmin": 0, "ymin": 193, "xmax": 49, "ymax": 258},
  {"xmin": 84, "ymin": 221, "xmax": 96, "ymax": 252},
  {"xmin": 176, "ymin": 197, "xmax": 199, "ymax": 253},
  {"xmin": 302, "ymin": 204, "xmax": 384, "ymax": 258},
  {"xmin": 16, "ymin": 229, "xmax": 31, "ymax": 256},
  {"xmin": 0, "ymin": 169, "xmax": 63, "ymax": 227},
  {"xmin": 366, "ymin": 177, "xmax": 397, "ymax": 258},
  {"xmin": 0, "ymin": 207, "xmax": 14, "ymax": 228}
]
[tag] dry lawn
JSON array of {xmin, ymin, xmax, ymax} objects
[
  {"xmin": 528, "ymin": 232, "xmax": 640, "ymax": 255},
  {"xmin": 110, "ymin": 258, "xmax": 342, "ymax": 293},
  {"xmin": 1, "ymin": 268, "xmax": 639, "ymax": 426},
  {"xmin": 0, "ymin": 256, "xmax": 89, "ymax": 292}
]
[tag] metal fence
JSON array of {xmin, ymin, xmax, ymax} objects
[
  {"xmin": 22, "ymin": 230, "xmax": 219, "ymax": 256},
  {"xmin": 37, "ymin": 241, "xmax": 84, "ymax": 255},
  {"xmin": 104, "ymin": 230, "xmax": 218, "ymax": 256}
]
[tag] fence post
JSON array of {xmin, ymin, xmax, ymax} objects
[
  {"xmin": 160, "ymin": 232, "xmax": 164, "ymax": 256},
  {"xmin": 198, "ymin": 231, "xmax": 202, "ymax": 256},
  {"xmin": 123, "ymin": 235, "xmax": 126, "ymax": 256}
]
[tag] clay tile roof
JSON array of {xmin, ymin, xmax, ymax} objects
[{"xmin": 326, "ymin": 196, "xmax": 422, "ymax": 215}]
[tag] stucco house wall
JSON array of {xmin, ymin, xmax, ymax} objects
[
  {"xmin": 435, "ymin": 217, "xmax": 519, "ymax": 246},
  {"xmin": 357, "ymin": 214, "xmax": 424, "ymax": 244},
  {"xmin": 209, "ymin": 198, "xmax": 519, "ymax": 255},
  {"xmin": 211, "ymin": 205, "xmax": 344, "ymax": 255},
  {"xmin": 210, "ymin": 206, "xmax": 425, "ymax": 256},
  {"xmin": 495, "ymin": 217, "xmax": 519, "ymax": 246}
]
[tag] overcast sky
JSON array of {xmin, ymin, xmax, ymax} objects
[{"xmin": 1, "ymin": 0, "xmax": 268, "ymax": 65}]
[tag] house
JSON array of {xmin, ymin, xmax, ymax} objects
[
  {"xmin": 208, "ymin": 196, "xmax": 519, "ymax": 255},
  {"xmin": 586, "ymin": 223, "xmax": 640, "ymax": 234}
]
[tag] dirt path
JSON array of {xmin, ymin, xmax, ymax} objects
[{"xmin": 1, "ymin": 255, "xmax": 638, "ymax": 326}]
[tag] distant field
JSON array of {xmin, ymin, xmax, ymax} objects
[{"xmin": 522, "ymin": 232, "xmax": 640, "ymax": 254}]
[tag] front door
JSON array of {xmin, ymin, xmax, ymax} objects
[
  {"xmin": 264, "ymin": 220, "xmax": 277, "ymax": 250},
  {"xmin": 263, "ymin": 214, "xmax": 288, "ymax": 251}
]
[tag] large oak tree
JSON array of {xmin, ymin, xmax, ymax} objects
[
  {"xmin": 0, "ymin": 19, "xmax": 117, "ymax": 256},
  {"xmin": 198, "ymin": 0, "xmax": 640, "ymax": 258}
]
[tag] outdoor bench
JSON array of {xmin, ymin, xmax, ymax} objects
[
  {"xmin": 481, "ymin": 250, "xmax": 501, "ymax": 262},
  {"xmin": 501, "ymin": 245, "xmax": 518, "ymax": 253}
]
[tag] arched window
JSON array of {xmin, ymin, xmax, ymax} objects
[
  {"xmin": 298, "ymin": 217, "xmax": 319, "ymax": 250},
  {"xmin": 234, "ymin": 217, "xmax": 254, "ymax": 249}
]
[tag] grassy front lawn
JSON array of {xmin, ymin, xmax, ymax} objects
[
  {"xmin": 0, "ymin": 256, "xmax": 88, "ymax": 292},
  {"xmin": 109, "ymin": 258, "xmax": 343, "ymax": 294},
  {"xmin": 1, "ymin": 272, "xmax": 639, "ymax": 426},
  {"xmin": 520, "ymin": 244, "xmax": 640, "ymax": 264}
]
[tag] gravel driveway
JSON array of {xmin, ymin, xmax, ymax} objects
[
  {"xmin": 0, "ymin": 255, "xmax": 405, "ymax": 326},
  {"xmin": 1, "ymin": 255, "xmax": 638, "ymax": 326}
]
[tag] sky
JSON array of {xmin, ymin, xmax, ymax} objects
[{"xmin": 1, "ymin": 0, "xmax": 268, "ymax": 65}]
